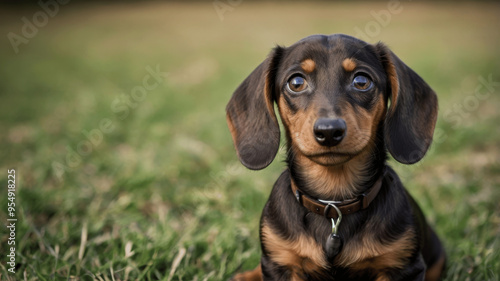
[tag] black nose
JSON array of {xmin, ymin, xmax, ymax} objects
[{"xmin": 313, "ymin": 118, "xmax": 346, "ymax": 146}]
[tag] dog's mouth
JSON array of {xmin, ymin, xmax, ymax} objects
[{"xmin": 306, "ymin": 151, "xmax": 354, "ymax": 166}]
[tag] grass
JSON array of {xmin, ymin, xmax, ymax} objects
[{"xmin": 0, "ymin": 1, "xmax": 499, "ymax": 280}]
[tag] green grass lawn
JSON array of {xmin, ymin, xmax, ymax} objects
[{"xmin": 0, "ymin": 1, "xmax": 499, "ymax": 280}]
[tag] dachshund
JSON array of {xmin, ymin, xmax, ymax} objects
[{"xmin": 226, "ymin": 34, "xmax": 445, "ymax": 281}]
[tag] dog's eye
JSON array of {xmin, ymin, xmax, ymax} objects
[
  {"xmin": 352, "ymin": 75, "xmax": 373, "ymax": 91},
  {"xmin": 287, "ymin": 75, "xmax": 308, "ymax": 93}
]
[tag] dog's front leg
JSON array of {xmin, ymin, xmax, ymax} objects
[
  {"xmin": 230, "ymin": 263, "xmax": 262, "ymax": 281},
  {"xmin": 260, "ymin": 255, "xmax": 304, "ymax": 281},
  {"xmin": 381, "ymin": 254, "xmax": 427, "ymax": 281}
]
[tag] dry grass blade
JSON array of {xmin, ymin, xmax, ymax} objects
[
  {"xmin": 167, "ymin": 247, "xmax": 187, "ymax": 281},
  {"xmin": 78, "ymin": 222, "xmax": 88, "ymax": 261}
]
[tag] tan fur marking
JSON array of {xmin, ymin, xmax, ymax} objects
[
  {"xmin": 226, "ymin": 113, "xmax": 238, "ymax": 141},
  {"xmin": 369, "ymin": 96, "xmax": 387, "ymax": 137},
  {"xmin": 375, "ymin": 275, "xmax": 391, "ymax": 281},
  {"xmin": 261, "ymin": 223, "xmax": 327, "ymax": 278},
  {"xmin": 385, "ymin": 60, "xmax": 399, "ymax": 116},
  {"xmin": 300, "ymin": 59, "xmax": 316, "ymax": 73},
  {"xmin": 294, "ymin": 152, "xmax": 368, "ymax": 199},
  {"xmin": 337, "ymin": 229, "xmax": 416, "ymax": 270},
  {"xmin": 425, "ymin": 252, "xmax": 446, "ymax": 281},
  {"xmin": 232, "ymin": 264, "xmax": 262, "ymax": 281},
  {"xmin": 264, "ymin": 71, "xmax": 278, "ymax": 121},
  {"xmin": 421, "ymin": 96, "xmax": 439, "ymax": 142},
  {"xmin": 342, "ymin": 58, "xmax": 357, "ymax": 72},
  {"xmin": 278, "ymin": 84, "xmax": 387, "ymax": 200},
  {"xmin": 278, "ymin": 96, "xmax": 293, "ymax": 129},
  {"xmin": 286, "ymin": 98, "xmax": 385, "ymax": 200}
]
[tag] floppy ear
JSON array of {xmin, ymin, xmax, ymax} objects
[
  {"xmin": 376, "ymin": 43, "xmax": 438, "ymax": 164},
  {"xmin": 226, "ymin": 47, "xmax": 284, "ymax": 170}
]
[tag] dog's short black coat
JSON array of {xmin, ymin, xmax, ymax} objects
[{"xmin": 226, "ymin": 34, "xmax": 445, "ymax": 281}]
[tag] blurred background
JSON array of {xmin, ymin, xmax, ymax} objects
[{"xmin": 0, "ymin": 1, "xmax": 499, "ymax": 280}]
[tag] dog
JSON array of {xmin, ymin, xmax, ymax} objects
[{"xmin": 226, "ymin": 34, "xmax": 445, "ymax": 281}]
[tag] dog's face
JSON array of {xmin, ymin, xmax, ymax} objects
[
  {"xmin": 227, "ymin": 34, "xmax": 437, "ymax": 170},
  {"xmin": 273, "ymin": 35, "xmax": 389, "ymax": 166}
]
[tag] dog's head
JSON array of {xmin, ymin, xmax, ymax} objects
[{"xmin": 226, "ymin": 34, "xmax": 438, "ymax": 170}]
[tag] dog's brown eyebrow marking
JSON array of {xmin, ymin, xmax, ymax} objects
[
  {"xmin": 301, "ymin": 59, "xmax": 316, "ymax": 73},
  {"xmin": 342, "ymin": 58, "xmax": 357, "ymax": 72}
]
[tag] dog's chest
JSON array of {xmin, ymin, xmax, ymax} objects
[{"xmin": 262, "ymin": 221, "xmax": 416, "ymax": 280}]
